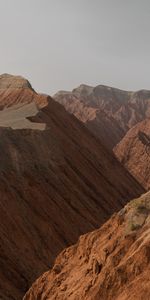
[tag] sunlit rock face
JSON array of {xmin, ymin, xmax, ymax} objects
[
  {"xmin": 114, "ymin": 118, "xmax": 150, "ymax": 190},
  {"xmin": 0, "ymin": 73, "xmax": 48, "ymax": 110},
  {"xmin": 24, "ymin": 191, "xmax": 150, "ymax": 300}
]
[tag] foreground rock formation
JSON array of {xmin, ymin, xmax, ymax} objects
[
  {"xmin": 0, "ymin": 75, "xmax": 144, "ymax": 299},
  {"xmin": 114, "ymin": 119, "xmax": 150, "ymax": 190},
  {"xmin": 54, "ymin": 85, "xmax": 150, "ymax": 149},
  {"xmin": 24, "ymin": 191, "xmax": 150, "ymax": 300}
]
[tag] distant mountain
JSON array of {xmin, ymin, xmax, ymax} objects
[
  {"xmin": 54, "ymin": 84, "xmax": 150, "ymax": 149},
  {"xmin": 24, "ymin": 191, "xmax": 150, "ymax": 300},
  {"xmin": 0, "ymin": 75, "xmax": 144, "ymax": 299}
]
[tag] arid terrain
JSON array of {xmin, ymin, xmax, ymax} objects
[
  {"xmin": 0, "ymin": 75, "xmax": 145, "ymax": 300},
  {"xmin": 1, "ymin": 1, "xmax": 150, "ymax": 299},
  {"xmin": 114, "ymin": 118, "xmax": 150, "ymax": 190},
  {"xmin": 55, "ymin": 84, "xmax": 150, "ymax": 191},
  {"xmin": 24, "ymin": 191, "xmax": 150, "ymax": 300},
  {"xmin": 54, "ymin": 85, "xmax": 150, "ymax": 150},
  {"xmin": 22, "ymin": 82, "xmax": 150, "ymax": 300}
]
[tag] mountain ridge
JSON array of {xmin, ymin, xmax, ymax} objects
[
  {"xmin": 0, "ymin": 74, "xmax": 144, "ymax": 299},
  {"xmin": 54, "ymin": 84, "xmax": 150, "ymax": 150}
]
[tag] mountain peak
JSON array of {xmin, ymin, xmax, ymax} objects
[
  {"xmin": 0, "ymin": 74, "xmax": 33, "ymax": 90},
  {"xmin": 72, "ymin": 84, "xmax": 94, "ymax": 96}
]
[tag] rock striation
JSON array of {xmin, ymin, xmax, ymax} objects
[
  {"xmin": 114, "ymin": 118, "xmax": 150, "ymax": 190},
  {"xmin": 54, "ymin": 84, "xmax": 150, "ymax": 149},
  {"xmin": 0, "ymin": 74, "xmax": 48, "ymax": 109}
]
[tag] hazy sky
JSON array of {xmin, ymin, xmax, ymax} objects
[{"xmin": 0, "ymin": 0, "xmax": 150, "ymax": 94}]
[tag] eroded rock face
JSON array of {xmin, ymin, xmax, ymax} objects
[
  {"xmin": 24, "ymin": 192, "xmax": 150, "ymax": 300},
  {"xmin": 114, "ymin": 118, "xmax": 150, "ymax": 190},
  {"xmin": 0, "ymin": 74, "xmax": 48, "ymax": 109},
  {"xmin": 54, "ymin": 85, "xmax": 150, "ymax": 149},
  {"xmin": 0, "ymin": 75, "xmax": 144, "ymax": 299}
]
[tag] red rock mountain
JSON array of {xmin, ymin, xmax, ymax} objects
[
  {"xmin": 24, "ymin": 191, "xmax": 150, "ymax": 300},
  {"xmin": 114, "ymin": 118, "xmax": 150, "ymax": 190},
  {"xmin": 54, "ymin": 85, "xmax": 150, "ymax": 149},
  {"xmin": 0, "ymin": 75, "xmax": 144, "ymax": 299},
  {"xmin": 0, "ymin": 73, "xmax": 48, "ymax": 109}
]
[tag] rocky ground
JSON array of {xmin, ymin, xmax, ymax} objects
[
  {"xmin": 114, "ymin": 118, "xmax": 150, "ymax": 190},
  {"xmin": 24, "ymin": 191, "xmax": 150, "ymax": 300}
]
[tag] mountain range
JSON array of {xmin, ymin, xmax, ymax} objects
[
  {"xmin": 0, "ymin": 74, "xmax": 149, "ymax": 299},
  {"xmin": 54, "ymin": 84, "xmax": 150, "ymax": 152}
]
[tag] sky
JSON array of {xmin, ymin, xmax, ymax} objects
[{"xmin": 0, "ymin": 0, "xmax": 150, "ymax": 94}]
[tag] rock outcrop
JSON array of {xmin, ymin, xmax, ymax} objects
[
  {"xmin": 114, "ymin": 118, "xmax": 150, "ymax": 190},
  {"xmin": 0, "ymin": 75, "xmax": 144, "ymax": 299},
  {"xmin": 24, "ymin": 191, "xmax": 150, "ymax": 300}
]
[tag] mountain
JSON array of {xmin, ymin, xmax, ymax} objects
[
  {"xmin": 0, "ymin": 75, "xmax": 144, "ymax": 299},
  {"xmin": 54, "ymin": 85, "xmax": 150, "ymax": 149},
  {"xmin": 114, "ymin": 118, "xmax": 150, "ymax": 190},
  {"xmin": 0, "ymin": 73, "xmax": 48, "ymax": 109},
  {"xmin": 24, "ymin": 191, "xmax": 150, "ymax": 300}
]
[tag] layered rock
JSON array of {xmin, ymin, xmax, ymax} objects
[
  {"xmin": 54, "ymin": 85, "xmax": 150, "ymax": 149},
  {"xmin": 24, "ymin": 191, "xmax": 150, "ymax": 300},
  {"xmin": 0, "ymin": 73, "xmax": 33, "ymax": 90},
  {"xmin": 0, "ymin": 74, "xmax": 48, "ymax": 109},
  {"xmin": 114, "ymin": 118, "xmax": 150, "ymax": 190},
  {"xmin": 0, "ymin": 75, "xmax": 144, "ymax": 299}
]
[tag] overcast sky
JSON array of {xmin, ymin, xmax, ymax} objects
[{"xmin": 0, "ymin": 0, "xmax": 150, "ymax": 94}]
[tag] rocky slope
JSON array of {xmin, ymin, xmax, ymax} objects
[
  {"xmin": 24, "ymin": 191, "xmax": 150, "ymax": 300},
  {"xmin": 114, "ymin": 118, "xmax": 150, "ymax": 190},
  {"xmin": 54, "ymin": 85, "xmax": 150, "ymax": 149},
  {"xmin": 0, "ymin": 75, "xmax": 144, "ymax": 299},
  {"xmin": 0, "ymin": 73, "xmax": 48, "ymax": 109}
]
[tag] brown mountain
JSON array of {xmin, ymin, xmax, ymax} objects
[
  {"xmin": 0, "ymin": 73, "xmax": 48, "ymax": 109},
  {"xmin": 114, "ymin": 118, "xmax": 150, "ymax": 190},
  {"xmin": 0, "ymin": 75, "xmax": 144, "ymax": 299},
  {"xmin": 24, "ymin": 191, "xmax": 150, "ymax": 300},
  {"xmin": 54, "ymin": 85, "xmax": 150, "ymax": 149}
]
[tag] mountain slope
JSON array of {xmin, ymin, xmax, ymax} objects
[
  {"xmin": 54, "ymin": 85, "xmax": 150, "ymax": 149},
  {"xmin": 0, "ymin": 75, "xmax": 144, "ymax": 299},
  {"xmin": 114, "ymin": 118, "xmax": 150, "ymax": 190},
  {"xmin": 24, "ymin": 191, "xmax": 150, "ymax": 300}
]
